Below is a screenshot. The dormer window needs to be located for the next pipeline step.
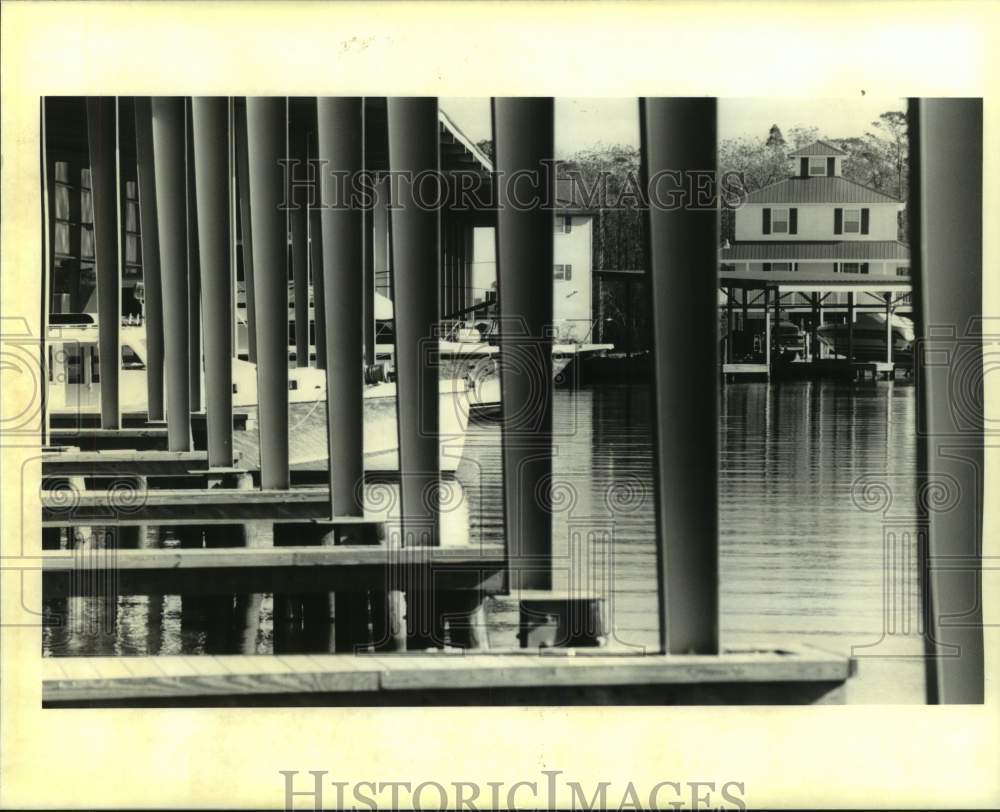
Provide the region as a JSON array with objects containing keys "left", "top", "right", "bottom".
[
  {"left": 808, "top": 158, "right": 826, "bottom": 176},
  {"left": 771, "top": 207, "right": 789, "bottom": 234},
  {"left": 843, "top": 208, "right": 861, "bottom": 233}
]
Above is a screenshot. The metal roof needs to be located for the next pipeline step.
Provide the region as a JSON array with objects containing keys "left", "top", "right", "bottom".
[
  {"left": 721, "top": 240, "right": 910, "bottom": 261},
  {"left": 746, "top": 176, "right": 903, "bottom": 204},
  {"left": 787, "top": 140, "right": 849, "bottom": 157}
]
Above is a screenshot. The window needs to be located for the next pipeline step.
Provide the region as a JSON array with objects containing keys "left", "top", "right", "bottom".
[
  {"left": 841, "top": 262, "right": 861, "bottom": 274},
  {"left": 771, "top": 207, "right": 789, "bottom": 234},
  {"left": 809, "top": 158, "right": 826, "bottom": 176},
  {"left": 896, "top": 266, "right": 911, "bottom": 277},
  {"left": 843, "top": 208, "right": 861, "bottom": 233},
  {"left": 555, "top": 216, "right": 573, "bottom": 234},
  {"left": 771, "top": 262, "right": 792, "bottom": 271},
  {"left": 553, "top": 263, "right": 573, "bottom": 280}
]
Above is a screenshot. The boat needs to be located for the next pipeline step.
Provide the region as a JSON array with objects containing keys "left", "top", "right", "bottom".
[
  {"left": 724, "top": 319, "right": 806, "bottom": 362},
  {"left": 433, "top": 335, "right": 615, "bottom": 418},
  {"left": 256, "top": 290, "right": 614, "bottom": 419},
  {"left": 816, "top": 313, "right": 914, "bottom": 361},
  {"left": 45, "top": 318, "right": 472, "bottom": 472}
]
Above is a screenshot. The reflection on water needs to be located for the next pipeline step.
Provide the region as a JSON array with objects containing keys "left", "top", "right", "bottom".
[{"left": 43, "top": 380, "right": 924, "bottom": 703}]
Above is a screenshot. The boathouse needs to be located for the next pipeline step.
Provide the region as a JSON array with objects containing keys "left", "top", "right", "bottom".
[{"left": 35, "top": 97, "right": 982, "bottom": 706}]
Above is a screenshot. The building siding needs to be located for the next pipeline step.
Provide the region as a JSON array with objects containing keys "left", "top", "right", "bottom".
[
  {"left": 736, "top": 203, "right": 900, "bottom": 241},
  {"left": 472, "top": 215, "right": 594, "bottom": 339}
]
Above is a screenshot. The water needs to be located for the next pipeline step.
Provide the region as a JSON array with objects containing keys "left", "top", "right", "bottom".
[
  {"left": 43, "top": 380, "right": 926, "bottom": 703},
  {"left": 461, "top": 381, "right": 925, "bottom": 703}
]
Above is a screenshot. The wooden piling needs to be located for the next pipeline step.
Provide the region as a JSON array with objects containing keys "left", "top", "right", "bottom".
[
  {"left": 492, "top": 97, "right": 555, "bottom": 592},
  {"left": 134, "top": 98, "right": 166, "bottom": 422},
  {"left": 316, "top": 97, "right": 365, "bottom": 517},
  {"left": 185, "top": 99, "right": 203, "bottom": 414},
  {"left": 85, "top": 97, "right": 122, "bottom": 430},
  {"left": 386, "top": 99, "right": 441, "bottom": 554},
  {"left": 246, "top": 97, "right": 290, "bottom": 490},
  {"left": 909, "top": 97, "right": 984, "bottom": 703},
  {"left": 191, "top": 97, "right": 235, "bottom": 470},
  {"left": 764, "top": 287, "right": 772, "bottom": 373},
  {"left": 884, "top": 293, "right": 893, "bottom": 365},
  {"left": 150, "top": 97, "right": 193, "bottom": 451},
  {"left": 847, "top": 291, "right": 855, "bottom": 363},
  {"left": 640, "top": 97, "right": 720, "bottom": 655},
  {"left": 725, "top": 288, "right": 734, "bottom": 363}
]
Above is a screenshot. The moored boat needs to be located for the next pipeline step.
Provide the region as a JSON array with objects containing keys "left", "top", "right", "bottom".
[
  {"left": 45, "top": 319, "right": 472, "bottom": 472},
  {"left": 816, "top": 313, "right": 914, "bottom": 361}
]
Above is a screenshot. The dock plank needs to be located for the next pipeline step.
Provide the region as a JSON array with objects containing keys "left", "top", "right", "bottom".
[
  {"left": 42, "top": 450, "right": 212, "bottom": 476},
  {"left": 42, "top": 544, "right": 508, "bottom": 596},
  {"left": 41, "top": 646, "right": 853, "bottom": 706},
  {"left": 41, "top": 486, "right": 356, "bottom": 524}
]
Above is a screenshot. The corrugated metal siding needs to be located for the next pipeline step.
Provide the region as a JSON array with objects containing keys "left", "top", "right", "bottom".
[
  {"left": 720, "top": 240, "right": 910, "bottom": 261},
  {"left": 746, "top": 176, "right": 902, "bottom": 204}
]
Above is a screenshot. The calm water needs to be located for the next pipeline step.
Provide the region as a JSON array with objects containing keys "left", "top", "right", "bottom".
[{"left": 44, "top": 380, "right": 926, "bottom": 703}]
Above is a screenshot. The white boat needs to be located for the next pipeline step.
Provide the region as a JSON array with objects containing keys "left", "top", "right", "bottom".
[
  {"left": 45, "top": 320, "right": 472, "bottom": 472},
  {"left": 253, "top": 291, "right": 615, "bottom": 419},
  {"left": 816, "top": 313, "right": 914, "bottom": 361},
  {"left": 432, "top": 337, "right": 614, "bottom": 417}
]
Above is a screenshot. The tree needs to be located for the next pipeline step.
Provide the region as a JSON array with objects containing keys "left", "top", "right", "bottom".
[
  {"left": 870, "top": 111, "right": 908, "bottom": 200},
  {"left": 786, "top": 125, "right": 821, "bottom": 148},
  {"left": 717, "top": 136, "right": 791, "bottom": 242},
  {"left": 718, "top": 136, "right": 789, "bottom": 191},
  {"left": 765, "top": 124, "right": 786, "bottom": 149}
]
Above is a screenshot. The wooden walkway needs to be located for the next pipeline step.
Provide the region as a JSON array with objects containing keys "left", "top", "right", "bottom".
[
  {"left": 42, "top": 486, "right": 351, "bottom": 525},
  {"left": 42, "top": 544, "right": 507, "bottom": 596},
  {"left": 42, "top": 645, "right": 853, "bottom": 706},
  {"left": 42, "top": 449, "right": 213, "bottom": 476}
]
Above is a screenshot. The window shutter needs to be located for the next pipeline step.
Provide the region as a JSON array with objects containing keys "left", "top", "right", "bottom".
[
  {"left": 827, "top": 157, "right": 835, "bottom": 176},
  {"left": 861, "top": 263, "right": 869, "bottom": 275},
  {"left": 800, "top": 158, "right": 808, "bottom": 178},
  {"left": 762, "top": 208, "right": 771, "bottom": 234},
  {"left": 564, "top": 216, "right": 572, "bottom": 234},
  {"left": 565, "top": 264, "right": 572, "bottom": 280},
  {"left": 789, "top": 208, "right": 798, "bottom": 234},
  {"left": 861, "top": 208, "right": 870, "bottom": 235},
  {"left": 834, "top": 208, "right": 843, "bottom": 235},
  {"left": 763, "top": 262, "right": 772, "bottom": 272}
]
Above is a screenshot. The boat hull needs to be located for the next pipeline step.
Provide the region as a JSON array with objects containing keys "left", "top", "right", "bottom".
[
  {"left": 45, "top": 329, "right": 471, "bottom": 473},
  {"left": 816, "top": 315, "right": 914, "bottom": 361}
]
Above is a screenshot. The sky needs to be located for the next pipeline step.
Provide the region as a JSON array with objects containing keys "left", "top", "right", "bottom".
[{"left": 440, "top": 96, "right": 906, "bottom": 158}]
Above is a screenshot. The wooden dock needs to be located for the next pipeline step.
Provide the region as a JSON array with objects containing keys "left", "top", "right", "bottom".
[
  {"left": 722, "top": 362, "right": 769, "bottom": 381},
  {"left": 41, "top": 544, "right": 507, "bottom": 597},
  {"left": 42, "top": 645, "right": 853, "bottom": 706},
  {"left": 34, "top": 95, "right": 863, "bottom": 706},
  {"left": 42, "top": 449, "right": 213, "bottom": 477}
]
